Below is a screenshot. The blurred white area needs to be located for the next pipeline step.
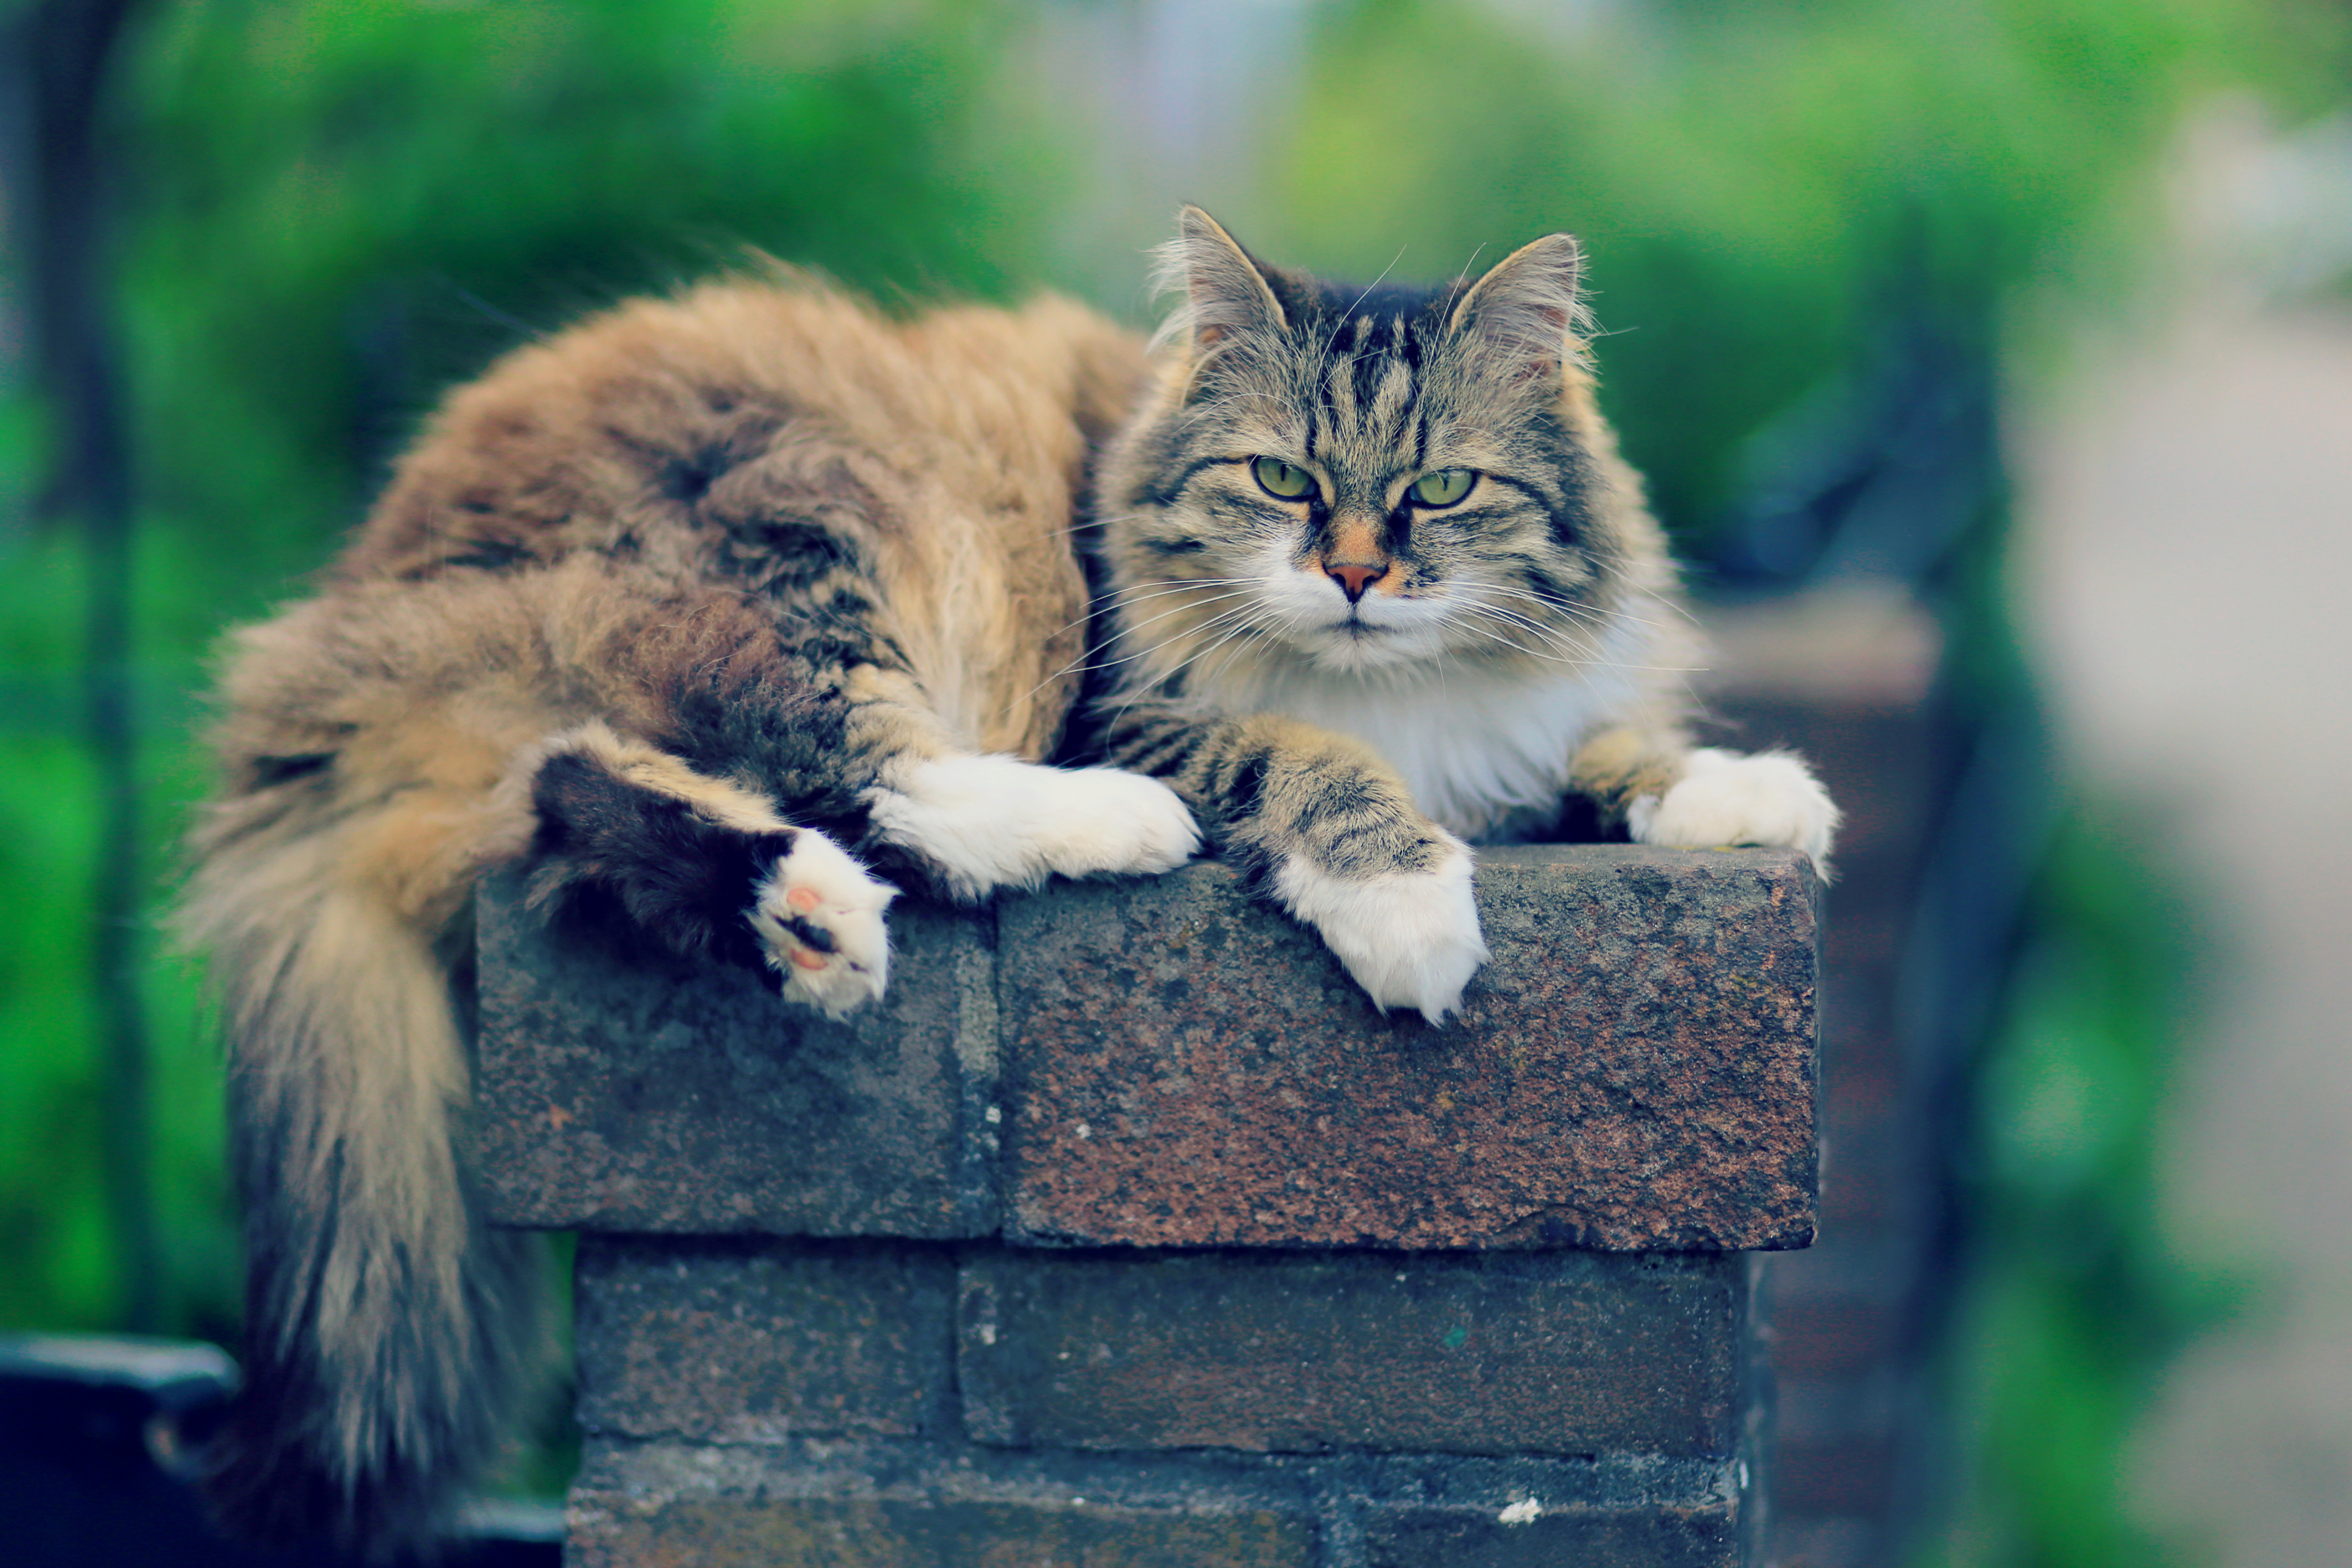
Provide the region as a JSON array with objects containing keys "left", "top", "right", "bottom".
[
  {"left": 2013, "top": 99, "right": 2352, "bottom": 1567},
  {"left": 1700, "top": 583, "right": 1942, "bottom": 709},
  {"left": 1023, "top": 0, "right": 1308, "bottom": 306}
]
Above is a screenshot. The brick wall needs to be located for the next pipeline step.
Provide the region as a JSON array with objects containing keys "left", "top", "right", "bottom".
[{"left": 472, "top": 844, "right": 1820, "bottom": 1567}]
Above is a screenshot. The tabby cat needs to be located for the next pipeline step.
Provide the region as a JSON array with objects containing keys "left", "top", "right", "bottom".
[{"left": 180, "top": 206, "right": 1833, "bottom": 1553}]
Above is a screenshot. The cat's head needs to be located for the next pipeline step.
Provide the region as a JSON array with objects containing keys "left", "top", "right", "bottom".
[{"left": 1097, "top": 206, "right": 1672, "bottom": 697}]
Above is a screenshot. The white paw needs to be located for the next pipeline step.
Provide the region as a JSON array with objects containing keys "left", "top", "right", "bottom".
[
  {"left": 1628, "top": 748, "right": 1840, "bottom": 870},
  {"left": 746, "top": 829, "right": 896, "bottom": 1017},
  {"left": 1273, "top": 835, "right": 1489, "bottom": 1023},
  {"left": 862, "top": 754, "right": 1200, "bottom": 899}
]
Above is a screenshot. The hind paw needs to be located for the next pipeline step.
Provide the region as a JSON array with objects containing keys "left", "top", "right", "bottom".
[
  {"left": 863, "top": 754, "right": 1200, "bottom": 899},
  {"left": 747, "top": 829, "right": 896, "bottom": 1017}
]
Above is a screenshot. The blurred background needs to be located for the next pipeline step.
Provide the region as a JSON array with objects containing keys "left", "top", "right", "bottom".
[{"left": 3, "top": 1, "right": 2350, "bottom": 1563}]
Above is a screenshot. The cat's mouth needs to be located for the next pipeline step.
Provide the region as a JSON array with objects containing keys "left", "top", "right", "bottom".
[
  {"left": 1319, "top": 611, "right": 1406, "bottom": 650},
  {"left": 1296, "top": 606, "right": 1452, "bottom": 674},
  {"left": 1253, "top": 560, "right": 1449, "bottom": 670}
]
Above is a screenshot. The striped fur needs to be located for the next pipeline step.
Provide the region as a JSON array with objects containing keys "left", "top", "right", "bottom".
[{"left": 1087, "top": 208, "right": 1838, "bottom": 1019}]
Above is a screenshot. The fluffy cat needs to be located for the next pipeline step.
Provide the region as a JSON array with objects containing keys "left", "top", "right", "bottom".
[{"left": 178, "top": 210, "right": 1833, "bottom": 1553}]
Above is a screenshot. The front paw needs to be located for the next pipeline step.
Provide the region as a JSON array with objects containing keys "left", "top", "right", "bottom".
[
  {"left": 1273, "top": 836, "right": 1489, "bottom": 1023},
  {"left": 1628, "top": 748, "right": 1840, "bottom": 870},
  {"left": 747, "top": 829, "right": 896, "bottom": 1018}
]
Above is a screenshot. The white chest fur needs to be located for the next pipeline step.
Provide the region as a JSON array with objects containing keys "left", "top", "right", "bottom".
[{"left": 1230, "top": 662, "right": 1636, "bottom": 841}]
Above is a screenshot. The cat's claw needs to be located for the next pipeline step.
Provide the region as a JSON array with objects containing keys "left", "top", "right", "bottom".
[
  {"left": 864, "top": 754, "right": 1200, "bottom": 899},
  {"left": 748, "top": 828, "right": 897, "bottom": 1017},
  {"left": 1274, "top": 835, "right": 1489, "bottom": 1024},
  {"left": 1629, "top": 748, "right": 1840, "bottom": 873}
]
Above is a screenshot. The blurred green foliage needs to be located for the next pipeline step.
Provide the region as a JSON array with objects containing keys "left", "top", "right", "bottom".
[
  {"left": 5, "top": 0, "right": 1064, "bottom": 1343},
  {"left": 119, "top": 0, "right": 1058, "bottom": 605},
  {"left": 1936, "top": 802, "right": 2241, "bottom": 1568},
  {"left": 1, "top": 0, "right": 2342, "bottom": 1543}
]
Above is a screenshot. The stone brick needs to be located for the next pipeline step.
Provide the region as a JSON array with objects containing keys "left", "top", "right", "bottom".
[
  {"left": 997, "top": 846, "right": 1817, "bottom": 1251},
  {"left": 1364, "top": 1502, "right": 1741, "bottom": 1568},
  {"left": 470, "top": 872, "right": 996, "bottom": 1236},
  {"left": 575, "top": 1236, "right": 950, "bottom": 1442},
  {"left": 958, "top": 1250, "right": 1746, "bottom": 1457},
  {"left": 564, "top": 1438, "right": 1753, "bottom": 1566},
  {"left": 565, "top": 1495, "right": 1314, "bottom": 1568}
]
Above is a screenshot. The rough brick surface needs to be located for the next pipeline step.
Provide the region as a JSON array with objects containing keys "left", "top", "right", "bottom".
[
  {"left": 566, "top": 1497, "right": 1313, "bottom": 1568},
  {"left": 471, "top": 873, "right": 996, "bottom": 1236},
  {"left": 575, "top": 1237, "right": 951, "bottom": 1443},
  {"left": 473, "top": 847, "right": 1816, "bottom": 1252},
  {"left": 1362, "top": 1504, "right": 1741, "bottom": 1568},
  {"left": 566, "top": 1440, "right": 1750, "bottom": 1568},
  {"left": 482, "top": 843, "right": 1809, "bottom": 1565},
  {"left": 958, "top": 1250, "right": 1745, "bottom": 1457},
  {"left": 999, "top": 846, "right": 1817, "bottom": 1251}
]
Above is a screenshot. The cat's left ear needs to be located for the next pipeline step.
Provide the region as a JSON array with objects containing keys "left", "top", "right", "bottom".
[
  {"left": 1153, "top": 205, "right": 1289, "bottom": 355},
  {"left": 1446, "top": 234, "right": 1589, "bottom": 381}
]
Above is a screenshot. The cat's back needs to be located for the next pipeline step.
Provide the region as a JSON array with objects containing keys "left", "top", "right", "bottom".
[
  {"left": 341, "top": 279, "right": 1146, "bottom": 583},
  {"left": 313, "top": 278, "right": 1146, "bottom": 757}
]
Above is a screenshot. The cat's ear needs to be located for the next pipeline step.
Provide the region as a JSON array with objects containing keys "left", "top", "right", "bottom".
[
  {"left": 1446, "top": 234, "right": 1589, "bottom": 381},
  {"left": 1153, "top": 205, "right": 1288, "bottom": 354}
]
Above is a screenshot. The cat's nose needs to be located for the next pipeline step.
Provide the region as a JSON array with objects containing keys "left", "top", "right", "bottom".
[{"left": 1327, "top": 560, "right": 1388, "bottom": 602}]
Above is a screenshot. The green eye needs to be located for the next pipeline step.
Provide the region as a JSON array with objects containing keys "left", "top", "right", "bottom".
[
  {"left": 1251, "top": 457, "right": 1316, "bottom": 501},
  {"left": 1410, "top": 469, "right": 1476, "bottom": 507}
]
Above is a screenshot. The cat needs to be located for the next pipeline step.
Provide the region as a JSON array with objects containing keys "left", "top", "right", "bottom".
[{"left": 178, "top": 209, "right": 1833, "bottom": 1553}]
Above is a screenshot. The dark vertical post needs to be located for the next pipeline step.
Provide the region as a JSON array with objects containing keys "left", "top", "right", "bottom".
[{"left": 10, "top": 0, "right": 157, "bottom": 1331}]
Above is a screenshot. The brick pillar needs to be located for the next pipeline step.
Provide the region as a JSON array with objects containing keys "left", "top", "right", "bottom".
[{"left": 472, "top": 845, "right": 1820, "bottom": 1567}]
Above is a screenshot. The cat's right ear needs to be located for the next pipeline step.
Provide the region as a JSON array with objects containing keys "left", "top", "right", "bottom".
[
  {"left": 1151, "top": 205, "right": 1288, "bottom": 357},
  {"left": 1446, "top": 233, "right": 1591, "bottom": 384}
]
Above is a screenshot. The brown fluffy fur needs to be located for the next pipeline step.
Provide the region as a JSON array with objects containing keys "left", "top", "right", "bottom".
[{"left": 180, "top": 277, "right": 1164, "bottom": 1555}]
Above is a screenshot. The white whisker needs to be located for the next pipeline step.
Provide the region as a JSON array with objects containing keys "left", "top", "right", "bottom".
[{"left": 1000, "top": 587, "right": 1269, "bottom": 719}]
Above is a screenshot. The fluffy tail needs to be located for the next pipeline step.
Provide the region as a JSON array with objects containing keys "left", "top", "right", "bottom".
[
  {"left": 181, "top": 818, "right": 548, "bottom": 1558},
  {"left": 176, "top": 694, "right": 903, "bottom": 1552}
]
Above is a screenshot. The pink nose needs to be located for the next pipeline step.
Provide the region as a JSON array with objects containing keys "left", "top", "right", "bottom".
[{"left": 1327, "top": 562, "right": 1387, "bottom": 602}]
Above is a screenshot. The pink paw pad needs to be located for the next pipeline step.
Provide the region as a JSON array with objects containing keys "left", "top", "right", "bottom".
[{"left": 786, "top": 885, "right": 822, "bottom": 913}]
